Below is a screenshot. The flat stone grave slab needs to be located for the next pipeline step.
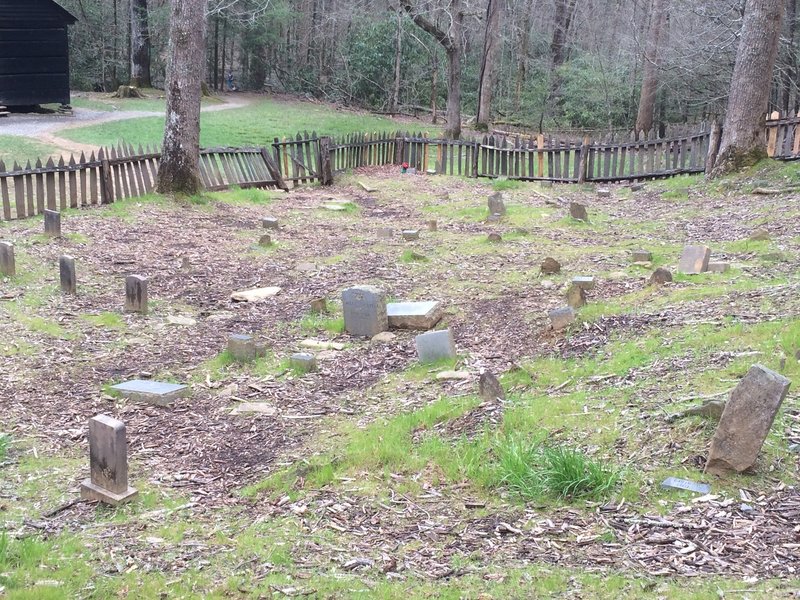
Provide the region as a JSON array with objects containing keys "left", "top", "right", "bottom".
[
  {"left": 388, "top": 301, "right": 443, "bottom": 330},
  {"left": 415, "top": 329, "right": 456, "bottom": 363},
  {"left": 661, "top": 477, "right": 710, "bottom": 494},
  {"left": 677, "top": 245, "right": 711, "bottom": 274},
  {"left": 358, "top": 181, "right": 377, "bottom": 192},
  {"left": 572, "top": 276, "right": 595, "bottom": 290},
  {"left": 111, "top": 380, "right": 190, "bottom": 406},
  {"left": 321, "top": 203, "right": 349, "bottom": 211},
  {"left": 300, "top": 339, "right": 345, "bottom": 351},
  {"left": 231, "top": 286, "right": 281, "bottom": 302}
]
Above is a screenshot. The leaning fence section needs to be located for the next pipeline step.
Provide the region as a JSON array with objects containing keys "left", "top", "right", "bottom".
[{"left": 766, "top": 110, "right": 800, "bottom": 160}]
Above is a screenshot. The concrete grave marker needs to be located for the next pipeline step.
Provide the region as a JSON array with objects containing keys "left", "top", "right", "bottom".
[
  {"left": 708, "top": 261, "right": 730, "bottom": 273},
  {"left": 649, "top": 268, "right": 673, "bottom": 285},
  {"left": 415, "top": 329, "right": 456, "bottom": 363},
  {"left": 230, "top": 286, "right": 281, "bottom": 302},
  {"left": 570, "top": 202, "right": 589, "bottom": 221},
  {"left": 111, "top": 379, "right": 190, "bottom": 406},
  {"left": 749, "top": 229, "right": 770, "bottom": 241},
  {"left": 631, "top": 249, "right": 652, "bottom": 262},
  {"left": 259, "top": 234, "right": 273, "bottom": 247},
  {"left": 80, "top": 415, "right": 138, "bottom": 506},
  {"left": 566, "top": 285, "right": 586, "bottom": 309},
  {"left": 310, "top": 297, "right": 327, "bottom": 313},
  {"left": 358, "top": 181, "right": 377, "bottom": 192},
  {"left": 402, "top": 230, "right": 420, "bottom": 241},
  {"left": 124, "top": 275, "right": 148, "bottom": 314},
  {"left": 479, "top": 372, "right": 505, "bottom": 402},
  {"left": 488, "top": 192, "right": 507, "bottom": 217},
  {"left": 0, "top": 241, "right": 15, "bottom": 276},
  {"left": 549, "top": 307, "right": 576, "bottom": 330},
  {"left": 406, "top": 167, "right": 417, "bottom": 175},
  {"left": 44, "top": 209, "right": 61, "bottom": 237},
  {"left": 262, "top": 217, "right": 279, "bottom": 229},
  {"left": 706, "top": 364, "right": 791, "bottom": 476},
  {"left": 300, "top": 339, "right": 345, "bottom": 351},
  {"left": 436, "top": 370, "right": 471, "bottom": 381},
  {"left": 572, "top": 276, "right": 595, "bottom": 290},
  {"left": 661, "top": 477, "right": 710, "bottom": 495},
  {"left": 677, "top": 245, "right": 711, "bottom": 274},
  {"left": 59, "top": 255, "right": 76, "bottom": 294},
  {"left": 426, "top": 220, "right": 438, "bottom": 231},
  {"left": 387, "top": 301, "right": 443, "bottom": 330},
  {"left": 322, "top": 203, "right": 348, "bottom": 211},
  {"left": 228, "top": 334, "right": 260, "bottom": 362},
  {"left": 540, "top": 257, "right": 561, "bottom": 275},
  {"left": 342, "top": 285, "right": 388, "bottom": 337},
  {"left": 630, "top": 183, "right": 645, "bottom": 192},
  {"left": 290, "top": 352, "right": 317, "bottom": 373},
  {"left": 487, "top": 233, "right": 502, "bottom": 243},
  {"left": 596, "top": 188, "right": 611, "bottom": 198}
]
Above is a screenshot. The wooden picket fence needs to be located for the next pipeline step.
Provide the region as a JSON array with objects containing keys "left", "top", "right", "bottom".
[{"left": 766, "top": 110, "right": 800, "bottom": 160}]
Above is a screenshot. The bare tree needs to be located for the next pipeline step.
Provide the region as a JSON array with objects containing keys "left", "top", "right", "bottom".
[
  {"left": 129, "top": 0, "right": 152, "bottom": 88},
  {"left": 712, "top": 0, "right": 785, "bottom": 175},
  {"left": 635, "top": 0, "right": 669, "bottom": 134},
  {"left": 476, "top": 0, "right": 502, "bottom": 129},
  {"left": 157, "top": 0, "right": 209, "bottom": 194}
]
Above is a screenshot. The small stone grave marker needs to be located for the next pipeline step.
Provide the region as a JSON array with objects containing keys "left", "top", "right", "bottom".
[
  {"left": 596, "top": 188, "right": 611, "bottom": 198},
  {"left": 228, "top": 334, "right": 259, "bottom": 362},
  {"left": 540, "top": 257, "right": 561, "bottom": 275},
  {"left": 322, "top": 203, "right": 348, "bottom": 211},
  {"left": 436, "top": 370, "right": 471, "bottom": 381},
  {"left": 749, "top": 229, "right": 770, "bottom": 241},
  {"left": 402, "top": 229, "right": 420, "bottom": 241},
  {"left": 0, "top": 241, "right": 15, "bottom": 276},
  {"left": 300, "top": 339, "right": 345, "bottom": 351},
  {"left": 415, "top": 329, "right": 456, "bottom": 363},
  {"left": 660, "top": 477, "right": 710, "bottom": 495},
  {"left": 342, "top": 285, "right": 388, "bottom": 337},
  {"left": 569, "top": 202, "right": 588, "bottom": 221},
  {"left": 358, "top": 181, "right": 377, "bottom": 193},
  {"left": 377, "top": 228, "right": 393, "bottom": 239},
  {"left": 572, "top": 276, "right": 595, "bottom": 290},
  {"left": 706, "top": 364, "right": 791, "bottom": 475},
  {"left": 111, "top": 379, "right": 190, "bottom": 406},
  {"left": 426, "top": 220, "right": 438, "bottom": 231},
  {"left": 44, "top": 209, "right": 61, "bottom": 237},
  {"left": 631, "top": 249, "right": 652, "bottom": 262},
  {"left": 566, "top": 285, "right": 586, "bottom": 308},
  {"left": 487, "top": 233, "right": 502, "bottom": 243},
  {"left": 124, "top": 275, "right": 148, "bottom": 314},
  {"left": 310, "top": 297, "right": 327, "bottom": 313},
  {"left": 677, "top": 245, "right": 711, "bottom": 274},
  {"left": 230, "top": 402, "right": 277, "bottom": 416},
  {"left": 80, "top": 415, "right": 138, "bottom": 505},
  {"left": 549, "top": 307, "right": 576, "bottom": 330},
  {"left": 290, "top": 352, "right": 317, "bottom": 373},
  {"left": 488, "top": 192, "right": 507, "bottom": 216},
  {"left": 479, "top": 372, "right": 505, "bottom": 402},
  {"left": 259, "top": 234, "right": 273, "bottom": 247},
  {"left": 708, "top": 261, "right": 730, "bottom": 273},
  {"left": 649, "top": 268, "right": 673, "bottom": 285},
  {"left": 262, "top": 217, "right": 279, "bottom": 229},
  {"left": 387, "top": 301, "right": 443, "bottom": 330},
  {"left": 230, "top": 286, "right": 281, "bottom": 302},
  {"left": 630, "top": 183, "right": 645, "bottom": 192},
  {"left": 59, "top": 255, "right": 76, "bottom": 294}
]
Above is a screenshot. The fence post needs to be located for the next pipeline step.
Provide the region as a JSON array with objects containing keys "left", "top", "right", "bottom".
[
  {"left": 394, "top": 135, "right": 405, "bottom": 165},
  {"left": 472, "top": 140, "right": 479, "bottom": 178},
  {"left": 766, "top": 110, "right": 780, "bottom": 157},
  {"left": 260, "top": 147, "right": 289, "bottom": 191},
  {"left": 577, "top": 136, "right": 590, "bottom": 183},
  {"left": 705, "top": 120, "right": 722, "bottom": 175},
  {"left": 99, "top": 149, "right": 114, "bottom": 204},
  {"left": 318, "top": 136, "right": 334, "bottom": 186}
]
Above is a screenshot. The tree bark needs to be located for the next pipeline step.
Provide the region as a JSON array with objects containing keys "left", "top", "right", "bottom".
[
  {"left": 635, "top": 0, "right": 669, "bottom": 135},
  {"left": 129, "top": 0, "right": 152, "bottom": 88},
  {"left": 476, "top": 0, "right": 502, "bottom": 129},
  {"left": 157, "top": 0, "right": 208, "bottom": 195},
  {"left": 711, "top": 0, "right": 785, "bottom": 176},
  {"left": 780, "top": 0, "right": 797, "bottom": 113}
]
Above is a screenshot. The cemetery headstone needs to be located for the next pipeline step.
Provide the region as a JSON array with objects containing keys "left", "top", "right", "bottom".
[
  {"left": 44, "top": 209, "right": 61, "bottom": 237},
  {"left": 387, "top": 301, "right": 443, "bottom": 330},
  {"left": 487, "top": 192, "right": 507, "bottom": 216},
  {"left": 677, "top": 245, "right": 711, "bottom": 274},
  {"left": 487, "top": 213, "right": 502, "bottom": 223},
  {"left": 290, "top": 352, "right": 317, "bottom": 373},
  {"left": 228, "top": 334, "right": 259, "bottom": 362},
  {"left": 0, "top": 241, "right": 14, "bottom": 276},
  {"left": 262, "top": 217, "right": 279, "bottom": 230},
  {"left": 487, "top": 233, "right": 502, "bottom": 243},
  {"left": 572, "top": 276, "right": 595, "bottom": 290},
  {"left": 80, "top": 414, "right": 138, "bottom": 505},
  {"left": 406, "top": 167, "right": 417, "bottom": 175},
  {"left": 549, "top": 307, "right": 576, "bottom": 330},
  {"left": 660, "top": 477, "right": 710, "bottom": 494},
  {"left": 111, "top": 379, "right": 190, "bottom": 406},
  {"left": 569, "top": 202, "right": 588, "bottom": 221},
  {"left": 402, "top": 230, "right": 420, "bottom": 241},
  {"left": 596, "top": 189, "right": 611, "bottom": 198},
  {"left": 630, "top": 183, "right": 645, "bottom": 192},
  {"left": 259, "top": 234, "right": 273, "bottom": 247},
  {"left": 649, "top": 268, "right": 673, "bottom": 285},
  {"left": 310, "top": 297, "right": 328, "bottom": 313},
  {"left": 426, "top": 220, "right": 438, "bottom": 231},
  {"left": 479, "top": 372, "right": 505, "bottom": 402},
  {"left": 631, "top": 249, "right": 652, "bottom": 262},
  {"left": 708, "top": 261, "right": 730, "bottom": 273},
  {"left": 124, "top": 275, "right": 148, "bottom": 314},
  {"left": 540, "top": 257, "right": 561, "bottom": 275},
  {"left": 59, "top": 255, "right": 76, "bottom": 294},
  {"left": 749, "top": 229, "right": 770, "bottom": 241},
  {"left": 342, "top": 285, "right": 388, "bottom": 337},
  {"left": 415, "top": 329, "right": 457, "bottom": 363},
  {"left": 706, "top": 364, "right": 791, "bottom": 475},
  {"left": 566, "top": 285, "right": 587, "bottom": 308}
]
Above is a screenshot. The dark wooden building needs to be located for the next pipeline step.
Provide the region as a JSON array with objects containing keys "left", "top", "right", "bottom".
[{"left": 0, "top": 0, "right": 77, "bottom": 107}]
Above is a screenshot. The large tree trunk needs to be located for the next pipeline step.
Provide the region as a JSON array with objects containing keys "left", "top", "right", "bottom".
[
  {"left": 392, "top": 8, "right": 402, "bottom": 113},
  {"left": 635, "top": 0, "right": 669, "bottom": 135},
  {"left": 546, "top": 0, "right": 577, "bottom": 119},
  {"left": 129, "top": 0, "right": 151, "bottom": 88},
  {"left": 157, "top": 0, "right": 208, "bottom": 195},
  {"left": 711, "top": 0, "right": 785, "bottom": 176},
  {"left": 476, "top": 0, "right": 502, "bottom": 129},
  {"left": 780, "top": 0, "right": 797, "bottom": 113}
]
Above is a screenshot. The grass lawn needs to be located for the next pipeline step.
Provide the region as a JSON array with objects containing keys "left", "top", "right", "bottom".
[{"left": 0, "top": 135, "right": 60, "bottom": 166}]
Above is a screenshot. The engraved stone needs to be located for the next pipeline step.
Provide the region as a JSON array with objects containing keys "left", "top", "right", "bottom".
[
  {"left": 124, "top": 275, "right": 148, "bottom": 314},
  {"left": 59, "top": 255, "right": 76, "bottom": 294},
  {"left": 415, "top": 329, "right": 457, "bottom": 363},
  {"left": 0, "top": 241, "right": 15, "bottom": 276},
  {"left": 44, "top": 209, "right": 61, "bottom": 237},
  {"left": 80, "top": 415, "right": 138, "bottom": 506},
  {"left": 342, "top": 285, "right": 388, "bottom": 337}
]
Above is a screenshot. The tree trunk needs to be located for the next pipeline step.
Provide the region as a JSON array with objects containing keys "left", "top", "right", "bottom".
[
  {"left": 392, "top": 8, "right": 402, "bottom": 113},
  {"left": 780, "top": 0, "right": 797, "bottom": 113},
  {"left": 157, "top": 0, "right": 208, "bottom": 195},
  {"left": 635, "top": 0, "right": 669, "bottom": 135},
  {"left": 711, "top": 0, "right": 785, "bottom": 176},
  {"left": 431, "top": 53, "right": 438, "bottom": 124},
  {"left": 129, "top": 0, "right": 151, "bottom": 88},
  {"left": 476, "top": 0, "right": 502, "bottom": 129},
  {"left": 547, "top": 0, "right": 577, "bottom": 115}
]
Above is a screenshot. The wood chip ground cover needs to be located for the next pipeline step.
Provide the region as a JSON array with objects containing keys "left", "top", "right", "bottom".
[{"left": 0, "top": 167, "right": 799, "bottom": 597}]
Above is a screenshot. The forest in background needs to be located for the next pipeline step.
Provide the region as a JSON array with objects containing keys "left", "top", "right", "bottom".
[{"left": 61, "top": 0, "right": 798, "bottom": 133}]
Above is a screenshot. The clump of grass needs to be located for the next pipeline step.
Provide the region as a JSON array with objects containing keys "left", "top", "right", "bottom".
[
  {"left": 0, "top": 434, "right": 10, "bottom": 461},
  {"left": 400, "top": 249, "right": 428, "bottom": 263},
  {"left": 492, "top": 178, "right": 524, "bottom": 191},
  {"left": 298, "top": 311, "right": 345, "bottom": 334},
  {"left": 496, "top": 436, "right": 620, "bottom": 501}
]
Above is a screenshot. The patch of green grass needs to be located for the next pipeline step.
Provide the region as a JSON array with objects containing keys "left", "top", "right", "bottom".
[
  {"left": 298, "top": 311, "right": 345, "bottom": 334},
  {"left": 0, "top": 434, "right": 9, "bottom": 461},
  {"left": 399, "top": 249, "right": 428, "bottom": 263},
  {"left": 492, "top": 178, "right": 525, "bottom": 191},
  {"left": 198, "top": 349, "right": 282, "bottom": 382},
  {"left": 80, "top": 312, "right": 127, "bottom": 330},
  {"left": 0, "top": 135, "right": 59, "bottom": 166},
  {"left": 208, "top": 186, "right": 281, "bottom": 205}
]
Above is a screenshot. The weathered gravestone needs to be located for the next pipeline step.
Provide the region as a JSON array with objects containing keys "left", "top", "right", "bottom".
[
  {"left": 230, "top": 286, "right": 281, "bottom": 302},
  {"left": 572, "top": 276, "right": 595, "bottom": 291},
  {"left": 479, "top": 371, "right": 505, "bottom": 402},
  {"left": 342, "top": 285, "right": 388, "bottom": 337},
  {"left": 80, "top": 415, "right": 138, "bottom": 505},
  {"left": 540, "top": 257, "right": 561, "bottom": 275},
  {"left": 660, "top": 477, "right": 710, "bottom": 495},
  {"left": 124, "top": 275, "right": 148, "bottom": 314},
  {"left": 228, "top": 334, "right": 261, "bottom": 362},
  {"left": 111, "top": 379, "right": 190, "bottom": 406},
  {"left": 426, "top": 220, "right": 438, "bottom": 231},
  {"left": 649, "top": 267, "right": 673, "bottom": 285},
  {"left": 596, "top": 188, "right": 611, "bottom": 198},
  {"left": 44, "top": 209, "right": 61, "bottom": 237},
  {"left": 631, "top": 249, "right": 652, "bottom": 263},
  {"left": 259, "top": 234, "right": 273, "bottom": 247},
  {"left": 749, "top": 228, "right": 770, "bottom": 241},
  {"left": 59, "top": 255, "right": 76, "bottom": 294},
  {"left": 708, "top": 261, "right": 730, "bottom": 273},
  {"left": 487, "top": 192, "right": 507, "bottom": 216},
  {"left": 262, "top": 217, "right": 279, "bottom": 230},
  {"left": 570, "top": 202, "right": 589, "bottom": 221},
  {"left": 290, "top": 352, "right": 317, "bottom": 373},
  {"left": 549, "top": 307, "right": 576, "bottom": 330},
  {"left": 415, "top": 329, "right": 456, "bottom": 363},
  {"left": 402, "top": 229, "right": 420, "bottom": 241},
  {"left": 566, "top": 285, "right": 587, "bottom": 309},
  {"left": 310, "top": 297, "right": 327, "bottom": 313},
  {"left": 677, "top": 245, "right": 711, "bottom": 274},
  {"left": 487, "top": 233, "right": 502, "bottom": 243},
  {"left": 0, "top": 241, "right": 15, "bottom": 276},
  {"left": 387, "top": 301, "right": 443, "bottom": 330},
  {"left": 706, "top": 364, "right": 791, "bottom": 476},
  {"left": 377, "top": 228, "right": 393, "bottom": 239}
]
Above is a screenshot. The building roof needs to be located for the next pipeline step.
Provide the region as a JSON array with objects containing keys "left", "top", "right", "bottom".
[{"left": 0, "top": 0, "right": 78, "bottom": 25}]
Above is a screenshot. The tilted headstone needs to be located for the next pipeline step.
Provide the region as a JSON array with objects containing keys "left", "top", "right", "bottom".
[
  {"left": 80, "top": 415, "right": 138, "bottom": 505},
  {"left": 262, "top": 217, "right": 279, "bottom": 230},
  {"left": 387, "top": 301, "right": 443, "bottom": 330},
  {"left": 572, "top": 276, "right": 595, "bottom": 290},
  {"left": 479, "top": 371, "right": 505, "bottom": 402},
  {"left": 677, "top": 245, "right": 711, "bottom": 274},
  {"left": 415, "top": 329, "right": 457, "bottom": 363},
  {"left": 549, "top": 307, "right": 576, "bottom": 330},
  {"left": 487, "top": 192, "right": 507, "bottom": 216},
  {"left": 566, "top": 285, "right": 586, "bottom": 308},
  {"left": 631, "top": 249, "right": 652, "bottom": 262},
  {"left": 708, "top": 261, "right": 730, "bottom": 273},
  {"left": 706, "top": 364, "right": 791, "bottom": 476},
  {"left": 540, "top": 257, "right": 561, "bottom": 275},
  {"left": 0, "top": 241, "right": 15, "bottom": 276},
  {"left": 43, "top": 209, "right": 61, "bottom": 237},
  {"left": 124, "top": 275, "right": 148, "bottom": 314},
  {"left": 59, "top": 255, "right": 76, "bottom": 294},
  {"left": 111, "top": 379, "right": 190, "bottom": 406},
  {"left": 569, "top": 202, "right": 589, "bottom": 221},
  {"left": 228, "top": 334, "right": 258, "bottom": 362},
  {"left": 402, "top": 230, "right": 420, "bottom": 241},
  {"left": 649, "top": 268, "right": 673, "bottom": 285},
  {"left": 290, "top": 352, "right": 317, "bottom": 373},
  {"left": 342, "top": 285, "right": 388, "bottom": 337}
]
